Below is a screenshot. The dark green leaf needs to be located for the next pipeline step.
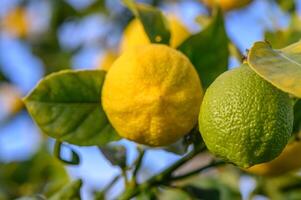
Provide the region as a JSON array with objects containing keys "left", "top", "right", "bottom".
[
  {"left": 184, "top": 171, "right": 242, "bottom": 200},
  {"left": 135, "top": 188, "right": 158, "bottom": 200},
  {"left": 274, "top": 0, "right": 296, "bottom": 13},
  {"left": 123, "top": 1, "right": 171, "bottom": 45},
  {"left": 294, "top": 100, "right": 301, "bottom": 133},
  {"left": 99, "top": 145, "right": 126, "bottom": 168},
  {"left": 54, "top": 141, "right": 80, "bottom": 165},
  {"left": 178, "top": 9, "right": 229, "bottom": 88},
  {"left": 0, "top": 71, "right": 7, "bottom": 82},
  {"left": 24, "top": 70, "right": 120, "bottom": 146},
  {"left": 182, "top": 185, "right": 220, "bottom": 200},
  {"left": 49, "top": 180, "right": 82, "bottom": 200}
]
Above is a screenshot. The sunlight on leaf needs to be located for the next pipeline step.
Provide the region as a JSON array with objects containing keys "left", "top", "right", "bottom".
[
  {"left": 248, "top": 41, "right": 301, "bottom": 98},
  {"left": 122, "top": 1, "right": 171, "bottom": 45}
]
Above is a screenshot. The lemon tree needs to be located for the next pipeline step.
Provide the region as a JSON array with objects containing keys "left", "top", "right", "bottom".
[{"left": 15, "top": 0, "right": 301, "bottom": 199}]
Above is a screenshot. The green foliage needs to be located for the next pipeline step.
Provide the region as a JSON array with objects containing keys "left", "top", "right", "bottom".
[
  {"left": 181, "top": 185, "right": 220, "bottom": 200},
  {"left": 160, "top": 170, "right": 241, "bottom": 200},
  {"left": 53, "top": 141, "right": 81, "bottom": 165},
  {"left": 48, "top": 180, "right": 82, "bottom": 200},
  {"left": 0, "top": 146, "right": 69, "bottom": 199},
  {"left": 123, "top": 1, "right": 171, "bottom": 45},
  {"left": 248, "top": 40, "right": 301, "bottom": 98},
  {"left": 265, "top": 15, "right": 301, "bottom": 49},
  {"left": 274, "top": 0, "right": 296, "bottom": 13},
  {"left": 249, "top": 174, "right": 301, "bottom": 199},
  {"left": 178, "top": 8, "right": 229, "bottom": 88},
  {"left": 294, "top": 100, "right": 301, "bottom": 133},
  {"left": 24, "top": 70, "right": 120, "bottom": 146}
]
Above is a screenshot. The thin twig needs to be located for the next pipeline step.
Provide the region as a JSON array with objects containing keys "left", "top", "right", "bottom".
[
  {"left": 118, "top": 144, "right": 206, "bottom": 200},
  {"left": 133, "top": 148, "right": 146, "bottom": 181},
  {"left": 170, "top": 160, "right": 226, "bottom": 181}
]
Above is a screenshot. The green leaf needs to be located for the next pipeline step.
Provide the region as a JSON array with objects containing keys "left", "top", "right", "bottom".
[
  {"left": 0, "top": 145, "right": 69, "bottom": 199},
  {"left": 294, "top": 100, "right": 301, "bottom": 133},
  {"left": 0, "top": 71, "right": 7, "bottom": 82},
  {"left": 54, "top": 141, "right": 80, "bottom": 165},
  {"left": 274, "top": 0, "right": 296, "bottom": 13},
  {"left": 159, "top": 188, "right": 191, "bottom": 200},
  {"left": 24, "top": 70, "right": 120, "bottom": 146},
  {"left": 15, "top": 196, "right": 46, "bottom": 200},
  {"left": 99, "top": 145, "right": 127, "bottom": 168},
  {"left": 187, "top": 176, "right": 241, "bottom": 200},
  {"left": 265, "top": 15, "right": 301, "bottom": 49},
  {"left": 182, "top": 185, "right": 220, "bottom": 200},
  {"left": 247, "top": 41, "right": 301, "bottom": 98},
  {"left": 49, "top": 180, "right": 82, "bottom": 200},
  {"left": 178, "top": 9, "right": 229, "bottom": 88},
  {"left": 122, "top": 1, "right": 171, "bottom": 45}
]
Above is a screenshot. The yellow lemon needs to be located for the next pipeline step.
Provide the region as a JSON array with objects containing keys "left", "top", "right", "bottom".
[
  {"left": 2, "top": 7, "right": 30, "bottom": 37},
  {"left": 120, "top": 17, "right": 190, "bottom": 53},
  {"left": 0, "top": 84, "right": 24, "bottom": 115},
  {"left": 97, "top": 51, "right": 118, "bottom": 71},
  {"left": 102, "top": 44, "right": 203, "bottom": 146},
  {"left": 201, "top": 0, "right": 253, "bottom": 11},
  {"left": 246, "top": 139, "right": 301, "bottom": 176}
]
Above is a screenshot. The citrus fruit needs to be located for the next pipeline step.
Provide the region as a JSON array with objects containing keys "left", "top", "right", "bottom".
[
  {"left": 246, "top": 137, "right": 301, "bottom": 176},
  {"left": 199, "top": 64, "right": 294, "bottom": 168},
  {"left": 120, "top": 17, "right": 190, "bottom": 53},
  {"left": 0, "top": 84, "right": 23, "bottom": 116},
  {"left": 201, "top": 0, "right": 253, "bottom": 11},
  {"left": 2, "top": 7, "right": 30, "bottom": 37},
  {"left": 97, "top": 51, "right": 118, "bottom": 71},
  {"left": 102, "top": 44, "right": 203, "bottom": 146}
]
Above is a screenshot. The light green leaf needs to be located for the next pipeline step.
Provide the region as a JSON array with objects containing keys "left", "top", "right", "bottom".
[
  {"left": 178, "top": 9, "right": 229, "bottom": 88},
  {"left": 122, "top": 1, "right": 171, "bottom": 45},
  {"left": 24, "top": 70, "right": 120, "bottom": 146},
  {"left": 248, "top": 41, "right": 301, "bottom": 98},
  {"left": 49, "top": 180, "right": 82, "bottom": 200}
]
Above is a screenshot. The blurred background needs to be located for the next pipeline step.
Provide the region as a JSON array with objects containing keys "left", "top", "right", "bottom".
[{"left": 0, "top": 0, "right": 301, "bottom": 199}]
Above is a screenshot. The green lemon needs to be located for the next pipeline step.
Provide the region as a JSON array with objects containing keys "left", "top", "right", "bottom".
[{"left": 199, "top": 64, "right": 294, "bottom": 168}]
